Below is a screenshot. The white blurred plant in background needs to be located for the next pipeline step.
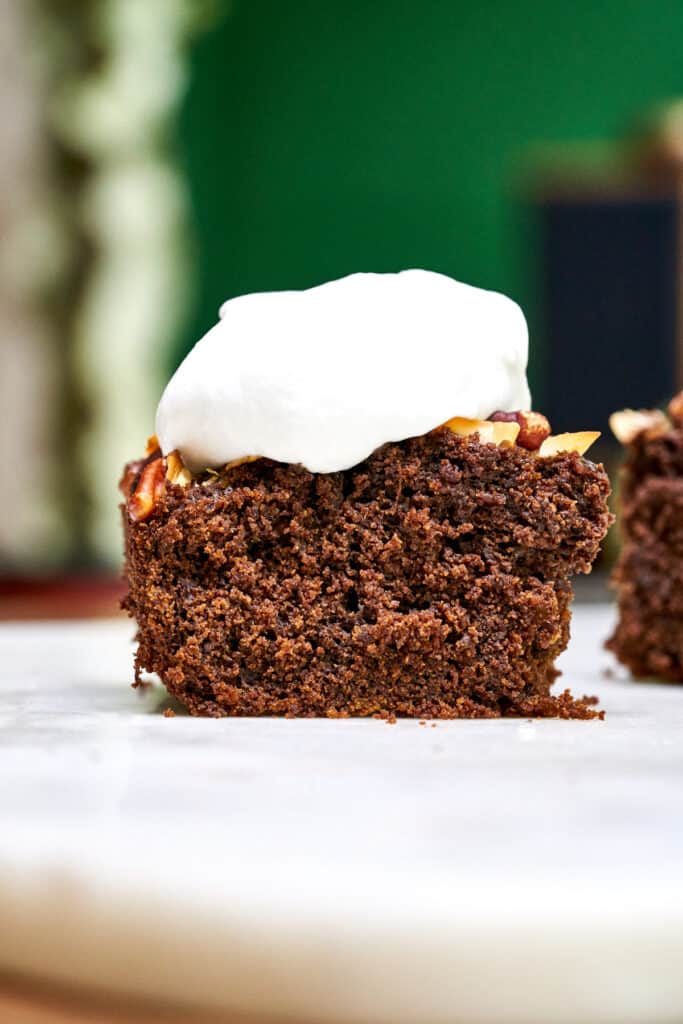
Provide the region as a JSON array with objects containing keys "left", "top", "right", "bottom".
[
  {"left": 0, "top": 0, "right": 222, "bottom": 572},
  {"left": 0, "top": 0, "right": 70, "bottom": 571}
]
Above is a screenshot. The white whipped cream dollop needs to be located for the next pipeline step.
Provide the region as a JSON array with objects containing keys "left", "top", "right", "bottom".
[{"left": 156, "top": 270, "right": 531, "bottom": 474}]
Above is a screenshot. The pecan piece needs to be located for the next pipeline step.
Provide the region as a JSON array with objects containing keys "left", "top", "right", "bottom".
[
  {"left": 127, "top": 454, "right": 166, "bottom": 522},
  {"left": 490, "top": 410, "right": 551, "bottom": 450},
  {"left": 119, "top": 458, "right": 145, "bottom": 499}
]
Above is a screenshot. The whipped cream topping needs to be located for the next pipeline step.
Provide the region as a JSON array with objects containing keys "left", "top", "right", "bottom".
[{"left": 156, "top": 270, "right": 531, "bottom": 474}]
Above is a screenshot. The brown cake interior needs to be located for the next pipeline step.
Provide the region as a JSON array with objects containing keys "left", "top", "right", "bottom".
[
  {"left": 608, "top": 397, "right": 683, "bottom": 680},
  {"left": 122, "top": 428, "right": 611, "bottom": 718}
]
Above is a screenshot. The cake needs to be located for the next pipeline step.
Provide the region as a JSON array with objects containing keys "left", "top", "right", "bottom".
[
  {"left": 121, "top": 270, "right": 612, "bottom": 718},
  {"left": 607, "top": 392, "right": 683, "bottom": 680}
]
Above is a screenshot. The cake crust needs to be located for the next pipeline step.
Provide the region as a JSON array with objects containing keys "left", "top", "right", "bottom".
[{"left": 122, "top": 430, "right": 611, "bottom": 718}]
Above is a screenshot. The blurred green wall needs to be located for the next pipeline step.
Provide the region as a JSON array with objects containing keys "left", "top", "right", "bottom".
[{"left": 176, "top": 0, "right": 683, "bottom": 386}]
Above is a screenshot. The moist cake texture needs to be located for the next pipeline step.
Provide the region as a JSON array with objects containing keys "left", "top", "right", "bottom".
[
  {"left": 608, "top": 393, "right": 683, "bottom": 680},
  {"left": 122, "top": 428, "right": 611, "bottom": 718}
]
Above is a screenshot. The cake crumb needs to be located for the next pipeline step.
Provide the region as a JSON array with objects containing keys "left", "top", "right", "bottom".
[{"left": 163, "top": 708, "right": 176, "bottom": 718}]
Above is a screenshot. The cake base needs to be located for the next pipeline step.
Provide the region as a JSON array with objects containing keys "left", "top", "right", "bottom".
[{"left": 123, "top": 430, "right": 611, "bottom": 718}]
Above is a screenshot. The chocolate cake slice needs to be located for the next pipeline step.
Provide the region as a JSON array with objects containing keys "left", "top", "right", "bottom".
[
  {"left": 122, "top": 419, "right": 611, "bottom": 718},
  {"left": 607, "top": 392, "right": 683, "bottom": 680}
]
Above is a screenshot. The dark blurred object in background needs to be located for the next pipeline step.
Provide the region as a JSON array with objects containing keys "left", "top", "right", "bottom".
[
  {"left": 538, "top": 190, "right": 679, "bottom": 438},
  {"left": 535, "top": 104, "right": 683, "bottom": 440}
]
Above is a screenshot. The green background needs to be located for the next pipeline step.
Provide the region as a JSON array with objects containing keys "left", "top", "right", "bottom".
[{"left": 176, "top": 0, "right": 683, "bottom": 391}]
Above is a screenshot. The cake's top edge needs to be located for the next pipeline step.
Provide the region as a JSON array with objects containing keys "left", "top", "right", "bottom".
[
  {"left": 155, "top": 269, "right": 533, "bottom": 474},
  {"left": 121, "top": 423, "right": 602, "bottom": 524},
  {"left": 610, "top": 391, "right": 683, "bottom": 445}
]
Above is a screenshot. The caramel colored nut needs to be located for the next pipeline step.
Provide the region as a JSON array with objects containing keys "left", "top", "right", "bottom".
[
  {"left": 490, "top": 410, "right": 551, "bottom": 450},
  {"left": 609, "top": 409, "right": 669, "bottom": 445},
  {"left": 668, "top": 391, "right": 683, "bottom": 424},
  {"left": 488, "top": 411, "right": 518, "bottom": 422},
  {"left": 145, "top": 434, "right": 160, "bottom": 456},
  {"left": 128, "top": 455, "right": 166, "bottom": 522},
  {"left": 166, "top": 450, "right": 193, "bottom": 487},
  {"left": 539, "top": 431, "right": 601, "bottom": 457},
  {"left": 516, "top": 411, "right": 551, "bottom": 451},
  {"left": 119, "top": 459, "right": 145, "bottom": 499},
  {"left": 224, "top": 455, "right": 262, "bottom": 471},
  {"left": 200, "top": 455, "right": 262, "bottom": 486},
  {"left": 444, "top": 416, "right": 520, "bottom": 446}
]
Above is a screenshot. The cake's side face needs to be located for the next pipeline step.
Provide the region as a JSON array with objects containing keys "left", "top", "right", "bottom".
[
  {"left": 608, "top": 394, "right": 683, "bottom": 680},
  {"left": 122, "top": 429, "right": 611, "bottom": 718}
]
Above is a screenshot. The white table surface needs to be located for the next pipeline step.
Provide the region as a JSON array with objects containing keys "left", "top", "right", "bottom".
[{"left": 1, "top": 604, "right": 683, "bottom": 1024}]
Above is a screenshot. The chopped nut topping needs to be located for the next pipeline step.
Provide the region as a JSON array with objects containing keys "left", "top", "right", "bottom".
[
  {"left": 145, "top": 434, "right": 160, "bottom": 456},
  {"left": 609, "top": 408, "right": 669, "bottom": 445},
  {"left": 119, "top": 459, "right": 145, "bottom": 499},
  {"left": 668, "top": 391, "right": 683, "bottom": 424},
  {"left": 490, "top": 410, "right": 551, "bottom": 450},
  {"left": 166, "top": 450, "right": 193, "bottom": 487},
  {"left": 444, "top": 416, "right": 520, "bottom": 447},
  {"left": 128, "top": 455, "right": 166, "bottom": 522},
  {"left": 538, "top": 431, "right": 601, "bottom": 457},
  {"left": 223, "top": 455, "right": 262, "bottom": 471}
]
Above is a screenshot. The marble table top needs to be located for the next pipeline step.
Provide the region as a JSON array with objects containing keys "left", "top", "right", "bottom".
[{"left": 1, "top": 605, "right": 683, "bottom": 1024}]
